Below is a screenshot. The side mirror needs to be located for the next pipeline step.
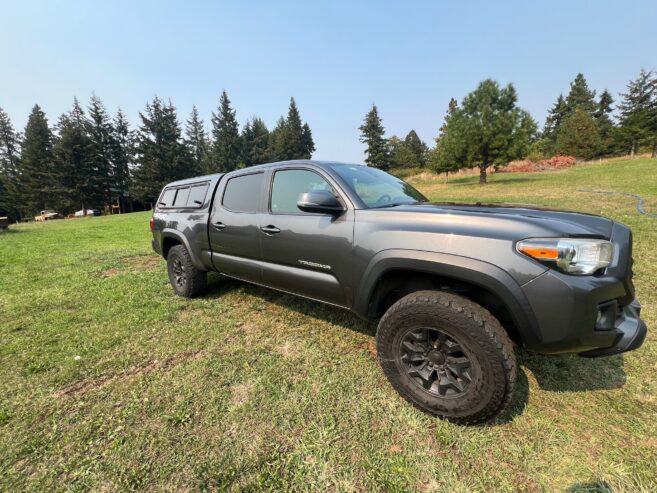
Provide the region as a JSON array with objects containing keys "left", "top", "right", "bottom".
[{"left": 297, "top": 190, "right": 345, "bottom": 215}]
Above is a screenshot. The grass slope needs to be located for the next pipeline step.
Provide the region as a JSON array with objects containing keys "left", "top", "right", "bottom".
[{"left": 1, "top": 157, "right": 656, "bottom": 492}]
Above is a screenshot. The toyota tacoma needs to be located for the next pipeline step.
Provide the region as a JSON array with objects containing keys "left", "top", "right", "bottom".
[{"left": 150, "top": 160, "right": 647, "bottom": 424}]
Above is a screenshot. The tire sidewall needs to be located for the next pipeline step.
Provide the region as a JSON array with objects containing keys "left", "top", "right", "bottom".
[{"left": 377, "top": 292, "right": 512, "bottom": 422}]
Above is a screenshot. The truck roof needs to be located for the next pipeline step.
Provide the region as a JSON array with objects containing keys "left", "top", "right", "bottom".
[{"left": 163, "top": 160, "right": 364, "bottom": 187}]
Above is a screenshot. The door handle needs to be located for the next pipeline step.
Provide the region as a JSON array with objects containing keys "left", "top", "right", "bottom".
[
  {"left": 213, "top": 221, "right": 226, "bottom": 231},
  {"left": 260, "top": 225, "right": 281, "bottom": 235}
]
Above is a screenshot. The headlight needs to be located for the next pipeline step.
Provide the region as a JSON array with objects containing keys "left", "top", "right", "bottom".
[{"left": 516, "top": 238, "right": 614, "bottom": 275}]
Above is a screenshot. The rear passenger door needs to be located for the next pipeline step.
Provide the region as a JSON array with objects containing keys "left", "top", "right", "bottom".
[{"left": 208, "top": 171, "right": 265, "bottom": 283}]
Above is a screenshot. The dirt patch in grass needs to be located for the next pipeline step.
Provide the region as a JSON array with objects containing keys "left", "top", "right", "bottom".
[
  {"left": 101, "top": 255, "right": 162, "bottom": 278},
  {"left": 55, "top": 349, "right": 207, "bottom": 398},
  {"left": 274, "top": 342, "right": 298, "bottom": 358},
  {"left": 230, "top": 381, "right": 255, "bottom": 407}
]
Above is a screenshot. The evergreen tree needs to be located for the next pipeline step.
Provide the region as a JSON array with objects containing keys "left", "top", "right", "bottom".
[
  {"left": 429, "top": 98, "right": 462, "bottom": 181},
  {"left": 241, "top": 117, "right": 270, "bottom": 166},
  {"left": 555, "top": 108, "right": 601, "bottom": 159},
  {"left": 111, "top": 108, "right": 132, "bottom": 198},
  {"left": 209, "top": 90, "right": 240, "bottom": 172},
  {"left": 616, "top": 69, "right": 657, "bottom": 158},
  {"left": 184, "top": 105, "right": 207, "bottom": 175},
  {"left": 389, "top": 131, "right": 428, "bottom": 168},
  {"left": 359, "top": 104, "right": 389, "bottom": 169},
  {"left": 19, "top": 105, "right": 56, "bottom": 213},
  {"left": 594, "top": 89, "right": 615, "bottom": 155},
  {"left": 132, "top": 97, "right": 192, "bottom": 203},
  {"left": 403, "top": 130, "right": 428, "bottom": 167},
  {"left": 565, "top": 73, "right": 597, "bottom": 116},
  {"left": 301, "top": 122, "right": 315, "bottom": 159},
  {"left": 266, "top": 99, "right": 315, "bottom": 161},
  {"left": 87, "top": 94, "right": 114, "bottom": 206},
  {"left": 0, "top": 107, "right": 22, "bottom": 219},
  {"left": 267, "top": 116, "right": 288, "bottom": 162},
  {"left": 543, "top": 94, "right": 567, "bottom": 145},
  {"left": 54, "top": 98, "right": 98, "bottom": 214},
  {"left": 432, "top": 80, "right": 536, "bottom": 183}
]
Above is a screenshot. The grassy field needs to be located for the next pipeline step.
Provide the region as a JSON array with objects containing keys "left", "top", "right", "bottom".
[{"left": 1, "top": 157, "right": 656, "bottom": 492}]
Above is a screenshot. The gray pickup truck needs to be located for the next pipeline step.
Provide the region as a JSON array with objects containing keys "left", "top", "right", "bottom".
[{"left": 151, "top": 160, "right": 646, "bottom": 424}]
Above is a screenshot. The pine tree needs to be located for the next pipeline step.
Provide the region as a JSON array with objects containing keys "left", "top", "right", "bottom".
[
  {"left": 0, "top": 107, "right": 22, "bottom": 219},
  {"left": 19, "top": 105, "right": 56, "bottom": 213},
  {"left": 594, "top": 89, "right": 615, "bottom": 155},
  {"left": 403, "top": 130, "right": 428, "bottom": 167},
  {"left": 241, "top": 117, "right": 270, "bottom": 166},
  {"left": 267, "top": 116, "right": 287, "bottom": 162},
  {"left": 54, "top": 98, "right": 98, "bottom": 214},
  {"left": 132, "top": 97, "right": 192, "bottom": 203},
  {"left": 543, "top": 94, "right": 567, "bottom": 145},
  {"left": 209, "top": 90, "right": 240, "bottom": 172},
  {"left": 184, "top": 105, "right": 207, "bottom": 175},
  {"left": 429, "top": 98, "right": 462, "bottom": 181},
  {"left": 111, "top": 108, "right": 132, "bottom": 199},
  {"left": 565, "top": 73, "right": 597, "bottom": 116},
  {"left": 87, "top": 95, "right": 115, "bottom": 206},
  {"left": 555, "top": 108, "right": 601, "bottom": 159},
  {"left": 301, "top": 122, "right": 315, "bottom": 159},
  {"left": 616, "top": 69, "right": 657, "bottom": 158},
  {"left": 359, "top": 104, "right": 389, "bottom": 169},
  {"left": 432, "top": 80, "right": 537, "bottom": 184}
]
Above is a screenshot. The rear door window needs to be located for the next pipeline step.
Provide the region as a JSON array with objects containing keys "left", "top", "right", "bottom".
[{"left": 222, "top": 173, "right": 264, "bottom": 213}]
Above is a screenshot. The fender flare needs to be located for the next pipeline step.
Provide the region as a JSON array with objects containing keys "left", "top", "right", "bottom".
[
  {"left": 160, "top": 229, "right": 206, "bottom": 271},
  {"left": 354, "top": 249, "right": 541, "bottom": 346}
]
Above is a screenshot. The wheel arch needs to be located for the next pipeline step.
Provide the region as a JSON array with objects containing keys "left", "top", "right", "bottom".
[
  {"left": 160, "top": 230, "right": 205, "bottom": 271},
  {"left": 355, "top": 249, "right": 542, "bottom": 347}
]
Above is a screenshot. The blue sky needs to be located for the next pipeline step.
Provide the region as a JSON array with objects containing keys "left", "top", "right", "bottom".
[{"left": 2, "top": 0, "right": 656, "bottom": 162}]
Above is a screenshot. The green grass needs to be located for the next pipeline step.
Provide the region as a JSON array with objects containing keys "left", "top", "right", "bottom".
[{"left": 1, "top": 157, "right": 656, "bottom": 492}]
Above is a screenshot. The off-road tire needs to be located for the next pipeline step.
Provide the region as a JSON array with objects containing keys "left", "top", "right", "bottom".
[
  {"left": 166, "top": 245, "right": 207, "bottom": 298},
  {"left": 376, "top": 290, "right": 516, "bottom": 425}
]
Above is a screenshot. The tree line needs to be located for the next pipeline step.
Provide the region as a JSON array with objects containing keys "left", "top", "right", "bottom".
[
  {"left": 0, "top": 92, "right": 314, "bottom": 220},
  {"left": 359, "top": 69, "right": 657, "bottom": 183}
]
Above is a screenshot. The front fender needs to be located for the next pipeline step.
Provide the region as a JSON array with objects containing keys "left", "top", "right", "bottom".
[{"left": 354, "top": 249, "right": 542, "bottom": 346}]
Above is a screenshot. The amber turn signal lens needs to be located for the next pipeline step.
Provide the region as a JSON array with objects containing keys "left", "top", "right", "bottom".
[{"left": 517, "top": 245, "right": 558, "bottom": 260}]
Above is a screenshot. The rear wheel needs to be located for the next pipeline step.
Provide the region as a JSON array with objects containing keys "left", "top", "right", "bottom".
[
  {"left": 376, "top": 290, "right": 516, "bottom": 425},
  {"left": 166, "top": 245, "right": 207, "bottom": 298}
]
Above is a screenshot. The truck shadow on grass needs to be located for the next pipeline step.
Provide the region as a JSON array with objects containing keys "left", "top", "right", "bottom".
[{"left": 205, "top": 275, "right": 627, "bottom": 423}]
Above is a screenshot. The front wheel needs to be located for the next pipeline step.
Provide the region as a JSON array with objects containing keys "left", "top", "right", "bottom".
[
  {"left": 376, "top": 290, "right": 517, "bottom": 425},
  {"left": 166, "top": 245, "right": 207, "bottom": 298}
]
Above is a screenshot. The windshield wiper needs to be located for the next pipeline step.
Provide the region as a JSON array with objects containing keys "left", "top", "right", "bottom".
[{"left": 370, "top": 201, "right": 419, "bottom": 209}]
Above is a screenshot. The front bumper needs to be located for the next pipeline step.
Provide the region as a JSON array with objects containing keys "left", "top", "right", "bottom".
[{"left": 579, "top": 300, "right": 647, "bottom": 357}]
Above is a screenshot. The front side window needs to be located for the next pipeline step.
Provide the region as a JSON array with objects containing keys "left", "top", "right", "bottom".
[
  {"left": 222, "top": 173, "right": 263, "bottom": 213},
  {"left": 270, "top": 169, "right": 333, "bottom": 214},
  {"left": 329, "top": 164, "right": 426, "bottom": 208}
]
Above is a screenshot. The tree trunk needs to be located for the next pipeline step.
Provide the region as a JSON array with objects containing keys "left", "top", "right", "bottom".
[
  {"left": 479, "top": 164, "right": 487, "bottom": 184},
  {"left": 652, "top": 141, "right": 656, "bottom": 158},
  {"left": 445, "top": 171, "right": 449, "bottom": 184},
  {"left": 630, "top": 142, "right": 635, "bottom": 159}
]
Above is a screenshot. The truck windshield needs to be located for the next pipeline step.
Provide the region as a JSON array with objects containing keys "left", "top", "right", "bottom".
[{"left": 330, "top": 164, "right": 427, "bottom": 208}]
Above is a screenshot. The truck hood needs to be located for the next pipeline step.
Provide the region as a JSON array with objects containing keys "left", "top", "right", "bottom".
[{"left": 380, "top": 201, "right": 614, "bottom": 239}]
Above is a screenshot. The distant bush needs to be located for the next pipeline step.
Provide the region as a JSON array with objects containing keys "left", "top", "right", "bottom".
[
  {"left": 390, "top": 167, "right": 426, "bottom": 179},
  {"left": 500, "top": 155, "right": 577, "bottom": 173}
]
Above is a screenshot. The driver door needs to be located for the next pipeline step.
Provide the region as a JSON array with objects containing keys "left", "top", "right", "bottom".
[{"left": 259, "top": 167, "right": 354, "bottom": 307}]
